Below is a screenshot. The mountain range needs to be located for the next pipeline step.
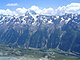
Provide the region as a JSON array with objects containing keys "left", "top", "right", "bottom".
[{"left": 0, "top": 10, "right": 80, "bottom": 56}]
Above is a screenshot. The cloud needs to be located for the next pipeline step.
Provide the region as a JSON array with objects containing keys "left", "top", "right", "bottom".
[
  {"left": 29, "top": 5, "right": 42, "bottom": 14},
  {"left": 28, "top": 3, "right": 80, "bottom": 15},
  {"left": 29, "top": 5, "right": 54, "bottom": 15},
  {"left": 6, "top": 3, "right": 18, "bottom": 6},
  {"left": 16, "top": 8, "right": 28, "bottom": 16},
  {"left": 0, "top": 9, "right": 17, "bottom": 15},
  {"left": 0, "top": 3, "right": 80, "bottom": 16},
  {"left": 41, "top": 8, "right": 54, "bottom": 15},
  {"left": 55, "top": 3, "right": 80, "bottom": 15},
  {"left": 65, "top": 3, "right": 80, "bottom": 13}
]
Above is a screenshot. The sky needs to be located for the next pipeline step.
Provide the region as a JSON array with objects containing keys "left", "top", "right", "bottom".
[
  {"left": 0, "top": 0, "right": 80, "bottom": 15},
  {"left": 0, "top": 0, "right": 80, "bottom": 9}
]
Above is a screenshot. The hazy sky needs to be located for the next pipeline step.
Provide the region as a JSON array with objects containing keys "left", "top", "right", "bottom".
[{"left": 0, "top": 0, "right": 80, "bottom": 10}]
